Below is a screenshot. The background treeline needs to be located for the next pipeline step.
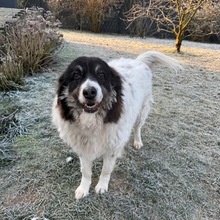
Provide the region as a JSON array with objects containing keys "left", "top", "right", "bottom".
[{"left": 17, "top": 0, "right": 220, "bottom": 44}]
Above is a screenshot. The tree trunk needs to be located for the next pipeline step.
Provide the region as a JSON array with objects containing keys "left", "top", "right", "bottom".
[
  {"left": 175, "top": 32, "right": 182, "bottom": 53},
  {"left": 92, "top": 22, "right": 100, "bottom": 33},
  {"left": 91, "top": 14, "right": 100, "bottom": 33}
]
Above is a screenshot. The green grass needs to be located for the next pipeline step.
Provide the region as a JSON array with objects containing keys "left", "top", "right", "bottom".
[{"left": 0, "top": 34, "right": 219, "bottom": 220}]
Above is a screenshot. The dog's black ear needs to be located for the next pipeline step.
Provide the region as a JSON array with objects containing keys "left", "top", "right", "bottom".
[
  {"left": 104, "top": 68, "right": 123, "bottom": 123},
  {"left": 58, "top": 73, "right": 65, "bottom": 85},
  {"left": 56, "top": 72, "right": 75, "bottom": 121},
  {"left": 57, "top": 73, "right": 65, "bottom": 105}
]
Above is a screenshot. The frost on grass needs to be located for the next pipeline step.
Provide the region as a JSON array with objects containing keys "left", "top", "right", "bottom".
[
  {"left": 0, "top": 31, "right": 220, "bottom": 220},
  {"left": 0, "top": 73, "right": 57, "bottom": 164}
]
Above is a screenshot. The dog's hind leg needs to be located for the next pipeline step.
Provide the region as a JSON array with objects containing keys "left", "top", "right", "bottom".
[
  {"left": 134, "top": 125, "right": 143, "bottom": 149},
  {"left": 133, "top": 96, "right": 153, "bottom": 149},
  {"left": 75, "top": 156, "right": 93, "bottom": 199},
  {"left": 95, "top": 154, "right": 117, "bottom": 194}
]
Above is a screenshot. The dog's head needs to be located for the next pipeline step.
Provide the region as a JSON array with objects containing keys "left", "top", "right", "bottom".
[{"left": 57, "top": 56, "right": 123, "bottom": 123}]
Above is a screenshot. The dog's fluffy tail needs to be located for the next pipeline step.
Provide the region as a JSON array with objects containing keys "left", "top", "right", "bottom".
[{"left": 136, "top": 51, "right": 183, "bottom": 72}]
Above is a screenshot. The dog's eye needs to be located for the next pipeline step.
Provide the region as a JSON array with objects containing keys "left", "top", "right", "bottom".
[
  {"left": 73, "top": 70, "right": 82, "bottom": 80},
  {"left": 98, "top": 71, "right": 105, "bottom": 80}
]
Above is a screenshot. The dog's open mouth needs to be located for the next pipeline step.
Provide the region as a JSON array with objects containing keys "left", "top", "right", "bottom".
[{"left": 83, "top": 102, "right": 100, "bottom": 113}]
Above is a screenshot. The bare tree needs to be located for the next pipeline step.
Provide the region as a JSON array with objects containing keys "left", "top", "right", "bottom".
[
  {"left": 49, "top": 0, "right": 124, "bottom": 33},
  {"left": 48, "top": 0, "right": 87, "bottom": 30},
  {"left": 125, "top": 0, "right": 210, "bottom": 52},
  {"left": 86, "top": 0, "right": 125, "bottom": 33},
  {"left": 187, "top": 1, "right": 220, "bottom": 42}
]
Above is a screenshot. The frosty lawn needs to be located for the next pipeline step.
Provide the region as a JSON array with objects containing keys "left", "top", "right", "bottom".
[{"left": 0, "top": 31, "right": 219, "bottom": 220}]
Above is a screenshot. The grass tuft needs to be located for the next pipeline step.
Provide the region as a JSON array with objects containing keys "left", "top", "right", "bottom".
[
  {"left": 0, "top": 8, "right": 63, "bottom": 91},
  {"left": 0, "top": 107, "right": 21, "bottom": 164}
]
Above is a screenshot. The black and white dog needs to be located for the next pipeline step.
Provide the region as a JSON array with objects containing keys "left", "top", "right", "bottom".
[{"left": 52, "top": 51, "right": 182, "bottom": 199}]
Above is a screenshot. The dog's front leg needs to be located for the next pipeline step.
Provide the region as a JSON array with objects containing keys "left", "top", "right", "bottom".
[
  {"left": 75, "top": 156, "right": 92, "bottom": 199},
  {"left": 95, "top": 154, "right": 117, "bottom": 194}
]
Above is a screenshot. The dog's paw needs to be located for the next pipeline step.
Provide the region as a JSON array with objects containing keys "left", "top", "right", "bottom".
[
  {"left": 133, "top": 140, "right": 143, "bottom": 149},
  {"left": 75, "top": 186, "right": 89, "bottom": 199},
  {"left": 95, "top": 183, "right": 108, "bottom": 194}
]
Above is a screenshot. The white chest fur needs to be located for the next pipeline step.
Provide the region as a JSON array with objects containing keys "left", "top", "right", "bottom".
[{"left": 52, "top": 105, "right": 128, "bottom": 159}]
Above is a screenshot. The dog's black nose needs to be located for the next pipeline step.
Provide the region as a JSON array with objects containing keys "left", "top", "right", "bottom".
[{"left": 83, "top": 87, "right": 97, "bottom": 99}]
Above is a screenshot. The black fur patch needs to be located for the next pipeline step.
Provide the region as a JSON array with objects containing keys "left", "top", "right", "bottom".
[
  {"left": 57, "top": 74, "right": 75, "bottom": 121},
  {"left": 103, "top": 68, "right": 123, "bottom": 123}
]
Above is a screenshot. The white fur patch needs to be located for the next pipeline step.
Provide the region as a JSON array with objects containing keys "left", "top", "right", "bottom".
[{"left": 78, "top": 79, "right": 103, "bottom": 104}]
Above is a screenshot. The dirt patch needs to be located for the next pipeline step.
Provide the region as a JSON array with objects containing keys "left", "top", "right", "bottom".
[{"left": 2, "top": 188, "right": 39, "bottom": 209}]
